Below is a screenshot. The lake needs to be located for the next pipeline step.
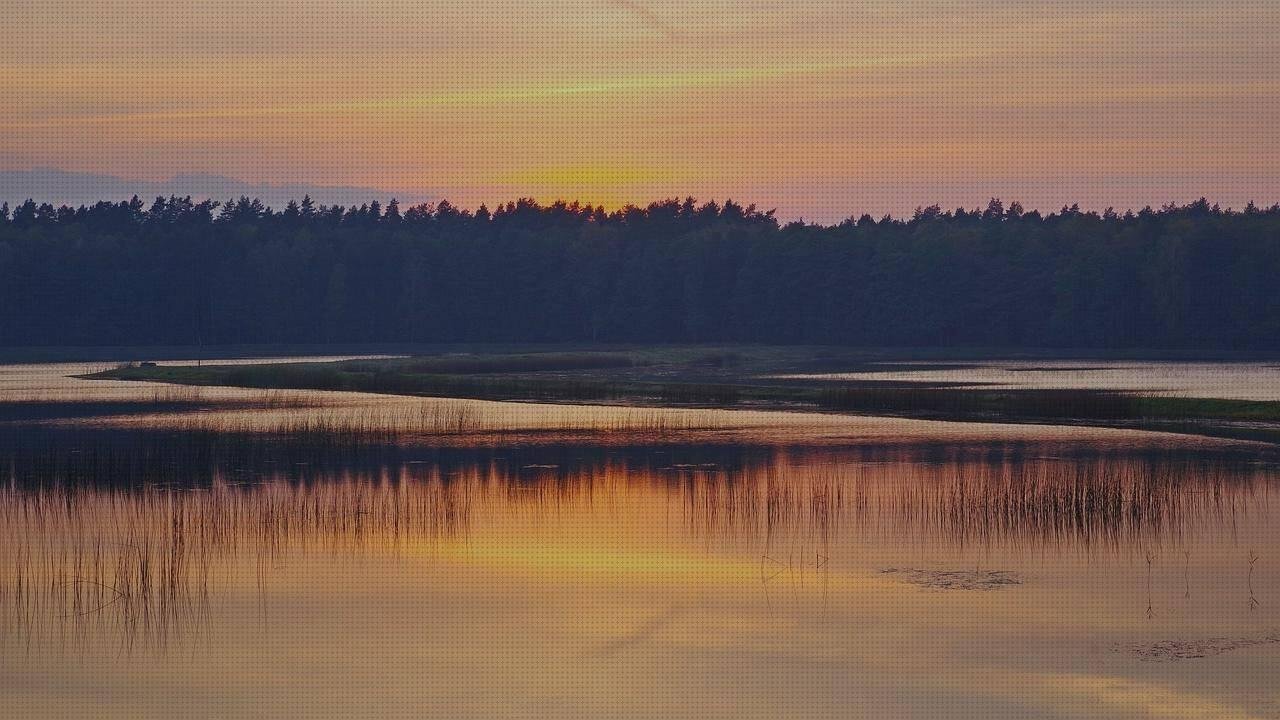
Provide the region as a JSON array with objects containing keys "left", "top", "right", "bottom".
[
  {"left": 1, "top": 359, "right": 1277, "bottom": 719},
  {"left": 778, "top": 359, "right": 1280, "bottom": 401}
]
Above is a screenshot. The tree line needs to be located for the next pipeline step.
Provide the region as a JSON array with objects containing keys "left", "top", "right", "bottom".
[{"left": 1, "top": 195, "right": 1278, "bottom": 350}]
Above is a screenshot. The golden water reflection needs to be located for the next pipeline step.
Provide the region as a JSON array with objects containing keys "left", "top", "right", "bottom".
[{"left": 2, "top": 445, "right": 1276, "bottom": 719}]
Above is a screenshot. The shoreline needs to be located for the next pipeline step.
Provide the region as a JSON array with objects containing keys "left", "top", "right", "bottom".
[{"left": 84, "top": 352, "right": 1280, "bottom": 446}]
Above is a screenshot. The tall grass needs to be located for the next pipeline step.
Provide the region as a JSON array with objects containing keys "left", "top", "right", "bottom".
[
  {"left": 0, "top": 386, "right": 313, "bottom": 422},
  {"left": 97, "top": 359, "right": 1280, "bottom": 441},
  {"left": 159, "top": 402, "right": 727, "bottom": 442}
]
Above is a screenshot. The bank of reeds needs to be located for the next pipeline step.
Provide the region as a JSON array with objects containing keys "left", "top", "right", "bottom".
[
  {"left": 96, "top": 359, "right": 1280, "bottom": 432},
  {"left": 0, "top": 386, "right": 314, "bottom": 422},
  {"left": 0, "top": 402, "right": 738, "bottom": 488},
  {"left": 97, "top": 362, "right": 746, "bottom": 407}
]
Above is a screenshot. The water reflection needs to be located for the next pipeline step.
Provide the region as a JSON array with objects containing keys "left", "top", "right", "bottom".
[
  {"left": 780, "top": 359, "right": 1280, "bottom": 400},
  {"left": 0, "top": 474, "right": 476, "bottom": 657},
  {"left": 2, "top": 437, "right": 1274, "bottom": 661},
  {"left": 6, "top": 362, "right": 1279, "bottom": 717}
]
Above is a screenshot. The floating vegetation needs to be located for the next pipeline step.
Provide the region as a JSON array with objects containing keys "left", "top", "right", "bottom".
[
  {"left": 1113, "top": 631, "right": 1280, "bottom": 661},
  {"left": 878, "top": 567, "right": 1023, "bottom": 591}
]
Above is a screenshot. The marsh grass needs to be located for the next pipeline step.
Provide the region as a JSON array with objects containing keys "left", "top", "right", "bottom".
[
  {"left": 155, "top": 402, "right": 727, "bottom": 443},
  {"left": 0, "top": 400, "right": 735, "bottom": 490},
  {"left": 93, "top": 358, "right": 1280, "bottom": 446},
  {"left": 0, "top": 386, "right": 315, "bottom": 423},
  {"left": 227, "top": 367, "right": 744, "bottom": 406}
]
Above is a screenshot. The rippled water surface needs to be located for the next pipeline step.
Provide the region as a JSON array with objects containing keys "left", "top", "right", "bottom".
[{"left": 1, "top": 360, "right": 1278, "bottom": 719}]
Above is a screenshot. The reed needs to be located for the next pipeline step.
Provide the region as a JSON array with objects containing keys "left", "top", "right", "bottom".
[{"left": 90, "top": 357, "right": 1280, "bottom": 446}]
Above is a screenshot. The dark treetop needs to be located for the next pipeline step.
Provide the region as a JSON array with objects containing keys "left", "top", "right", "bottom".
[{"left": 1, "top": 196, "right": 1278, "bottom": 350}]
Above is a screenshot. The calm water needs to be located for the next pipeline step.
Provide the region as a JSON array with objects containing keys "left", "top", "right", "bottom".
[
  {"left": 1, "top": 360, "right": 1278, "bottom": 719},
  {"left": 781, "top": 359, "right": 1280, "bottom": 400}
]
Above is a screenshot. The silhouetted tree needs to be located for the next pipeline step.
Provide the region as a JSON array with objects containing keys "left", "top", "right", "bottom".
[{"left": 0, "top": 196, "right": 1277, "bottom": 349}]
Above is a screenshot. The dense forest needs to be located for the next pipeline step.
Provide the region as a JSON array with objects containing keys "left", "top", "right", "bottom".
[{"left": 1, "top": 195, "right": 1278, "bottom": 350}]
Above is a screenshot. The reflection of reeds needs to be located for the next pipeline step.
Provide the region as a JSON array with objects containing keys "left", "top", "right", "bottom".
[
  {"left": 1248, "top": 549, "right": 1261, "bottom": 611},
  {"left": 0, "top": 473, "right": 477, "bottom": 656},
  {"left": 902, "top": 454, "right": 1266, "bottom": 553},
  {"left": 0, "top": 406, "right": 720, "bottom": 490},
  {"left": 672, "top": 447, "right": 1275, "bottom": 556},
  {"left": 0, "top": 441, "right": 1274, "bottom": 656}
]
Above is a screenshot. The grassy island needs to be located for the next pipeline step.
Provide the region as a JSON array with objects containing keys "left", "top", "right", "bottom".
[{"left": 87, "top": 346, "right": 1280, "bottom": 444}]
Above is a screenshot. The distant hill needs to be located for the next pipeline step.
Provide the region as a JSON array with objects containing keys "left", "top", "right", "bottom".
[{"left": 0, "top": 167, "right": 429, "bottom": 210}]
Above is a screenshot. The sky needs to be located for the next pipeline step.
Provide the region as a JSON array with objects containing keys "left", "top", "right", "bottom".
[{"left": 3, "top": 0, "right": 1278, "bottom": 222}]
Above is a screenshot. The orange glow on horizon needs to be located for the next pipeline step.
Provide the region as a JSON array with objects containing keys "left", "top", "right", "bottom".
[{"left": 3, "top": 1, "right": 1277, "bottom": 221}]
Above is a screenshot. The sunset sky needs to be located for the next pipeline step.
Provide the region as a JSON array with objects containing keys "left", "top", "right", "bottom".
[{"left": 4, "top": 0, "right": 1278, "bottom": 221}]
